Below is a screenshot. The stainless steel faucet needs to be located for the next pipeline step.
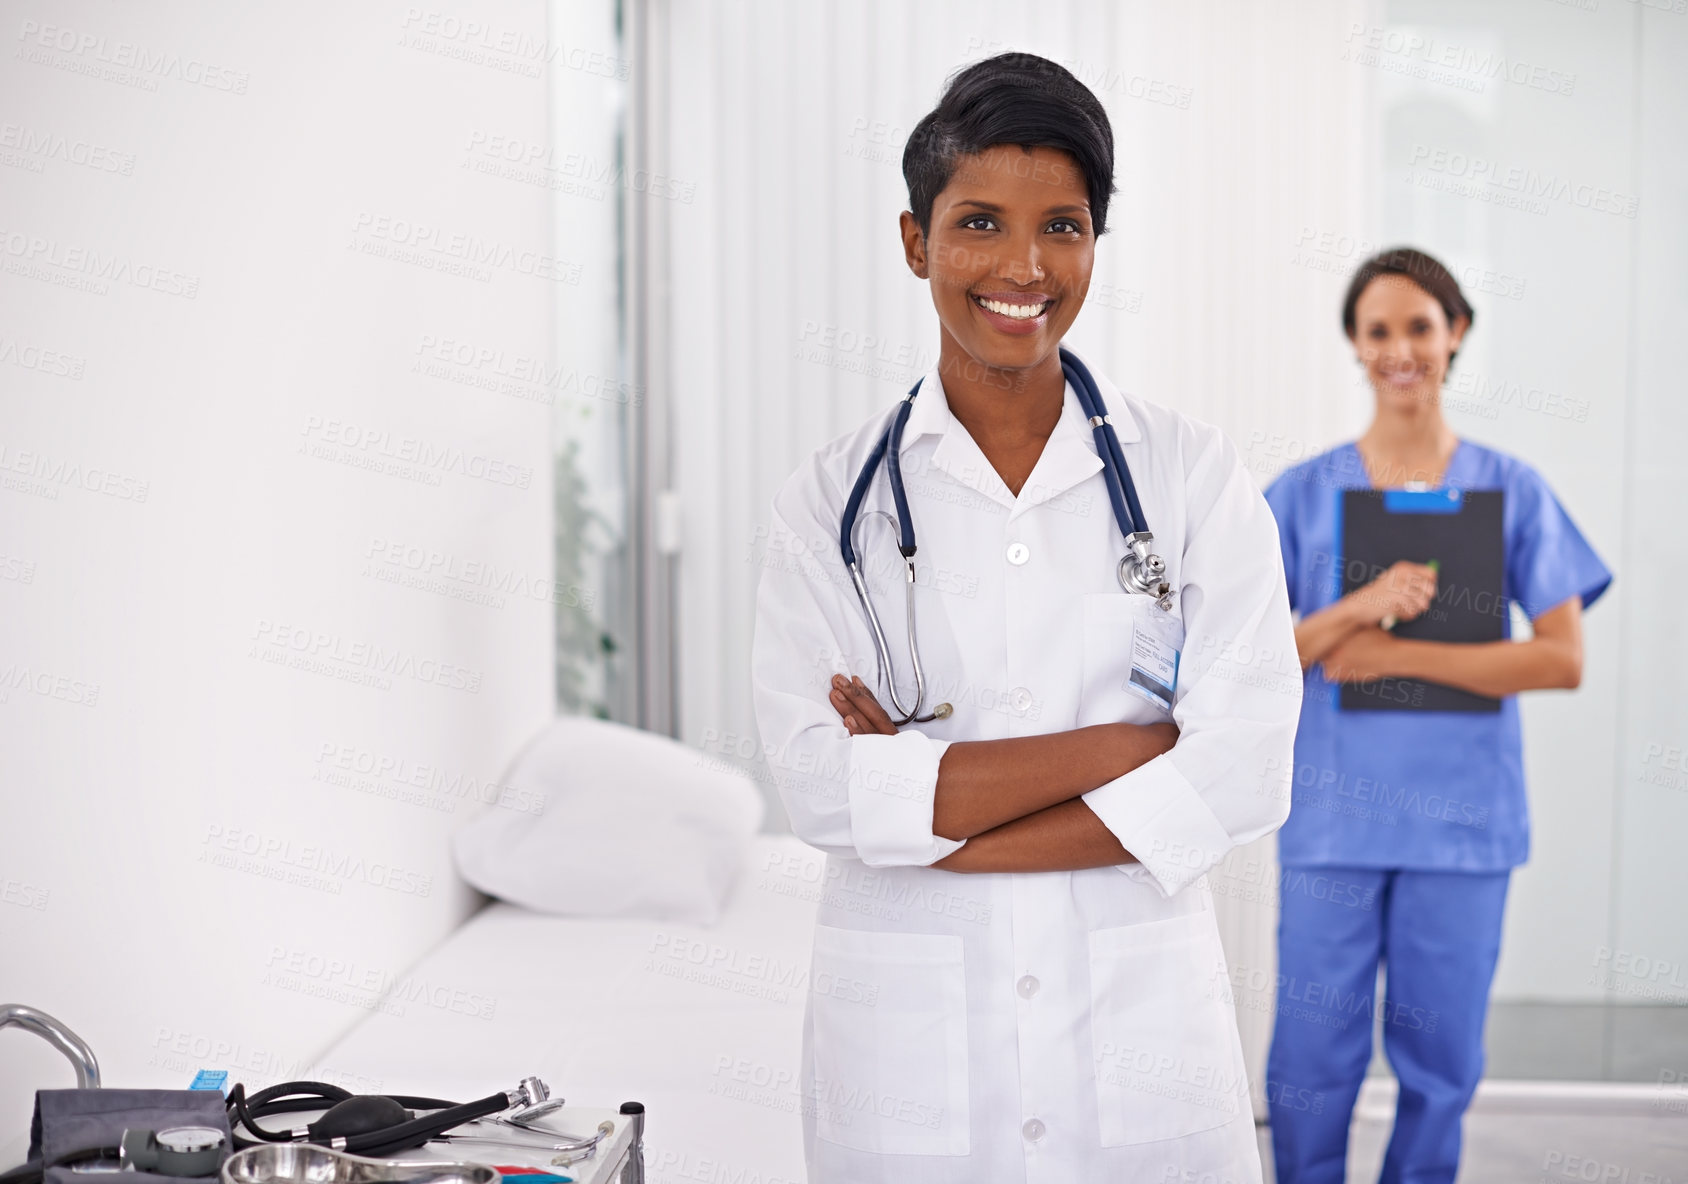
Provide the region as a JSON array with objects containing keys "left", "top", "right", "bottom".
[{"left": 0, "top": 1005, "right": 100, "bottom": 1088}]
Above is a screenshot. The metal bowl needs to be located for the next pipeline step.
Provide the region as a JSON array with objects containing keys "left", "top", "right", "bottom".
[{"left": 221, "top": 1145, "right": 500, "bottom": 1184}]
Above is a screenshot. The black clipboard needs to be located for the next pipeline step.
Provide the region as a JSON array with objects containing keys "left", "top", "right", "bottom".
[{"left": 1338, "top": 488, "right": 1505, "bottom": 713}]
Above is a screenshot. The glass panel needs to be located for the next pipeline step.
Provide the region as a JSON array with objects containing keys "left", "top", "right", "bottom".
[
  {"left": 549, "top": 0, "right": 633, "bottom": 721},
  {"left": 1372, "top": 0, "right": 1684, "bottom": 1084}
]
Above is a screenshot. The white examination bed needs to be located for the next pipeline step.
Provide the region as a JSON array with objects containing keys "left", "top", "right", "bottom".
[{"left": 317, "top": 835, "right": 821, "bottom": 1184}]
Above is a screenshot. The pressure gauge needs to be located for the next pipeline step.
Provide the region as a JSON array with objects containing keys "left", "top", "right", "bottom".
[{"left": 120, "top": 1126, "right": 227, "bottom": 1177}]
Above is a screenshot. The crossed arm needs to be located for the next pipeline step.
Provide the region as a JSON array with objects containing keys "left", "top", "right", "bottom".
[
  {"left": 826, "top": 673, "right": 1177, "bottom": 873},
  {"left": 1297, "top": 562, "right": 1586, "bottom": 697}
]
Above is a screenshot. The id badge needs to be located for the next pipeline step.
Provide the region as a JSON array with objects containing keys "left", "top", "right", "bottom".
[{"left": 1126, "top": 609, "right": 1181, "bottom": 712}]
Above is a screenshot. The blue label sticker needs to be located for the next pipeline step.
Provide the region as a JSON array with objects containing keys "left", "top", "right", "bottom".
[
  {"left": 1382, "top": 488, "right": 1464, "bottom": 514},
  {"left": 190, "top": 1069, "right": 228, "bottom": 1093}
]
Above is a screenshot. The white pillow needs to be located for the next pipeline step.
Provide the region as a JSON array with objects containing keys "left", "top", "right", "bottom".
[{"left": 452, "top": 717, "right": 764, "bottom": 924}]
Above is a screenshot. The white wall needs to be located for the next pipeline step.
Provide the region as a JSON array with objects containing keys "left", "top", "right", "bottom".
[
  {"left": 1611, "top": 5, "right": 1688, "bottom": 1008},
  {"left": 1370, "top": 0, "right": 1686, "bottom": 1007},
  {"left": 0, "top": 0, "right": 562, "bottom": 1146}
]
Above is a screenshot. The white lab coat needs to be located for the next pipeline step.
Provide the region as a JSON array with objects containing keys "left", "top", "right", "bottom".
[{"left": 750, "top": 352, "right": 1300, "bottom": 1182}]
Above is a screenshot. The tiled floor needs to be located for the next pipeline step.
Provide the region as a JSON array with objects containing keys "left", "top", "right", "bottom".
[
  {"left": 1255, "top": 1003, "right": 1688, "bottom": 1180},
  {"left": 1260, "top": 1109, "right": 1688, "bottom": 1182},
  {"left": 1366, "top": 1001, "right": 1688, "bottom": 1082}
]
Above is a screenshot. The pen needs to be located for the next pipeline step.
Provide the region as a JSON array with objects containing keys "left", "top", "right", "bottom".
[{"left": 1381, "top": 558, "right": 1437, "bottom": 630}]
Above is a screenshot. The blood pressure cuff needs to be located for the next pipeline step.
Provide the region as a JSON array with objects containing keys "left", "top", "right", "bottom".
[{"left": 28, "top": 1089, "right": 231, "bottom": 1184}]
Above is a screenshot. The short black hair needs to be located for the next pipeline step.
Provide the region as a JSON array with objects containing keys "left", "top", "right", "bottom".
[
  {"left": 902, "top": 53, "right": 1116, "bottom": 238},
  {"left": 1342, "top": 247, "right": 1476, "bottom": 362}
]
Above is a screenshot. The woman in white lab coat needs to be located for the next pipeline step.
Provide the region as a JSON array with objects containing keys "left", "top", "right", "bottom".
[{"left": 751, "top": 53, "right": 1300, "bottom": 1181}]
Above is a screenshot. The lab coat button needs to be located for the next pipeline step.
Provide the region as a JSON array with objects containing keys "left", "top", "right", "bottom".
[
  {"left": 1010, "top": 687, "right": 1033, "bottom": 713},
  {"left": 1016, "top": 975, "right": 1040, "bottom": 999},
  {"left": 1005, "top": 542, "right": 1030, "bottom": 566},
  {"left": 1021, "top": 1117, "right": 1046, "bottom": 1142}
]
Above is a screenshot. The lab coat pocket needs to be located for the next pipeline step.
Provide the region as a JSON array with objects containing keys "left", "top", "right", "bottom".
[
  {"left": 809, "top": 924, "right": 969, "bottom": 1155},
  {"left": 1088, "top": 912, "right": 1246, "bottom": 1147},
  {"left": 1078, "top": 592, "right": 1186, "bottom": 728}
]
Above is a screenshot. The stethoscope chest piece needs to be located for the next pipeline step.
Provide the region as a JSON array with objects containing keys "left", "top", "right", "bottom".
[{"left": 1119, "top": 532, "right": 1174, "bottom": 610}]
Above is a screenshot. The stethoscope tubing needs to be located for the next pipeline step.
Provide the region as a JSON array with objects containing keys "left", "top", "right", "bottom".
[
  {"left": 838, "top": 348, "right": 1162, "bottom": 725},
  {"left": 840, "top": 390, "right": 917, "bottom": 567},
  {"left": 1063, "top": 352, "right": 1148, "bottom": 541},
  {"left": 845, "top": 543, "right": 931, "bottom": 726}
]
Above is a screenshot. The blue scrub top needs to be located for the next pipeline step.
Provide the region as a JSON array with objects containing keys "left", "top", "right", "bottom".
[{"left": 1264, "top": 441, "right": 1612, "bottom": 872}]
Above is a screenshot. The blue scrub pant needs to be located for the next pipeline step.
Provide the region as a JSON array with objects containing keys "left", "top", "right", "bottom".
[{"left": 1265, "top": 867, "right": 1510, "bottom": 1184}]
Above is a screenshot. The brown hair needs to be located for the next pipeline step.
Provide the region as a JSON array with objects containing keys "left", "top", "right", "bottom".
[{"left": 1341, "top": 247, "right": 1475, "bottom": 362}]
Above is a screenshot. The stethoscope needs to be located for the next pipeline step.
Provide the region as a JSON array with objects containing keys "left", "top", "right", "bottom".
[
  {"left": 219, "top": 1077, "right": 617, "bottom": 1161},
  {"left": 838, "top": 346, "right": 1172, "bottom": 726},
  {"left": 16, "top": 1078, "right": 625, "bottom": 1184}
]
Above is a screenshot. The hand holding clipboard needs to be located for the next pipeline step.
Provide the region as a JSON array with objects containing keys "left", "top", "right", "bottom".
[
  {"left": 1368, "top": 559, "right": 1439, "bottom": 630},
  {"left": 1338, "top": 489, "right": 1505, "bottom": 713}
]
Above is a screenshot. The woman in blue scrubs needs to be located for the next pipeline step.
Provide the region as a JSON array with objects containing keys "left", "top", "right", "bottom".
[{"left": 1262, "top": 248, "right": 1612, "bottom": 1184}]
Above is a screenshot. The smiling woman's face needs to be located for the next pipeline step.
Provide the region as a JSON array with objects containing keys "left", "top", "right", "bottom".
[
  {"left": 1350, "top": 274, "right": 1468, "bottom": 409},
  {"left": 901, "top": 144, "right": 1095, "bottom": 375}
]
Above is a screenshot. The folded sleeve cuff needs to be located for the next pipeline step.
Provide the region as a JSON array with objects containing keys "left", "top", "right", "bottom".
[
  {"left": 1082, "top": 753, "right": 1236, "bottom": 896},
  {"left": 847, "top": 733, "right": 963, "bottom": 867}
]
